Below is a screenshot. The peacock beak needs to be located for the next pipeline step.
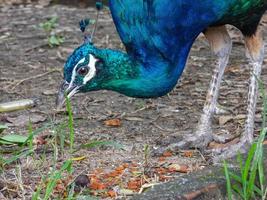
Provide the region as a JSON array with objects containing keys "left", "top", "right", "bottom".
[{"left": 56, "top": 81, "right": 80, "bottom": 110}]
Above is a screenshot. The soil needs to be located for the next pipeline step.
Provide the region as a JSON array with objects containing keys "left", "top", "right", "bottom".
[{"left": 0, "top": 1, "right": 267, "bottom": 199}]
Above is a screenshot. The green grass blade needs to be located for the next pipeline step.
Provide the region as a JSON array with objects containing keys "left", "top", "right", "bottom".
[
  {"left": 44, "top": 160, "right": 72, "bottom": 200},
  {"left": 66, "top": 96, "right": 74, "bottom": 153},
  {"left": 4, "top": 149, "right": 33, "bottom": 165},
  {"left": 232, "top": 184, "right": 244, "bottom": 198},
  {"left": 257, "top": 147, "right": 265, "bottom": 197},
  {"left": 32, "top": 184, "right": 42, "bottom": 200},
  {"left": 224, "top": 160, "right": 233, "bottom": 200},
  {"left": 243, "top": 142, "right": 257, "bottom": 196},
  {"left": 229, "top": 171, "right": 242, "bottom": 183},
  {"left": 0, "top": 124, "right": 8, "bottom": 134}
]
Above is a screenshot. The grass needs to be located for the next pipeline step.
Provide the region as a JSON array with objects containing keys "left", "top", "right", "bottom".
[
  {"left": 224, "top": 80, "right": 267, "bottom": 200},
  {"left": 66, "top": 96, "right": 75, "bottom": 153},
  {"left": 39, "top": 16, "right": 64, "bottom": 47},
  {"left": 0, "top": 96, "right": 125, "bottom": 199}
]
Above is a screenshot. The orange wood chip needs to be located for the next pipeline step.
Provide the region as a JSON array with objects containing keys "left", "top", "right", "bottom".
[
  {"left": 162, "top": 151, "right": 173, "bottom": 157},
  {"left": 107, "top": 190, "right": 116, "bottom": 197},
  {"left": 159, "top": 175, "right": 169, "bottom": 182},
  {"left": 90, "top": 178, "right": 107, "bottom": 190},
  {"left": 106, "top": 170, "right": 122, "bottom": 178},
  {"left": 183, "top": 151, "right": 193, "bottom": 157},
  {"left": 127, "top": 179, "right": 141, "bottom": 190},
  {"left": 104, "top": 119, "right": 121, "bottom": 127},
  {"left": 158, "top": 156, "right": 166, "bottom": 162},
  {"left": 155, "top": 167, "right": 168, "bottom": 174},
  {"left": 115, "top": 165, "right": 126, "bottom": 172},
  {"left": 122, "top": 163, "right": 129, "bottom": 169}
]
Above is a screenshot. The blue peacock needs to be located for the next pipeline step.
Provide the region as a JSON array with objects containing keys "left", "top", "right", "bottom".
[{"left": 56, "top": 0, "right": 267, "bottom": 160}]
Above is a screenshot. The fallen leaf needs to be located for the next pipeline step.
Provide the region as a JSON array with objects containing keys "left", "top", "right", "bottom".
[
  {"left": 33, "top": 134, "right": 48, "bottom": 145},
  {"left": 7, "top": 114, "right": 46, "bottom": 127},
  {"left": 103, "top": 119, "right": 121, "bottom": 127}
]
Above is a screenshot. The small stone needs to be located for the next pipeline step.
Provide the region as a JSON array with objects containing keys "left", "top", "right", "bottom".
[{"left": 74, "top": 175, "right": 90, "bottom": 192}]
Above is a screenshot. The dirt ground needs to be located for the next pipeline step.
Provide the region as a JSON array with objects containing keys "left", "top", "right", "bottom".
[{"left": 0, "top": 2, "right": 267, "bottom": 199}]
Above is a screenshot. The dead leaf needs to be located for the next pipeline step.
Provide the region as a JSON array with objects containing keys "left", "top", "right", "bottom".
[
  {"left": 33, "top": 135, "right": 47, "bottom": 145},
  {"left": 103, "top": 118, "right": 121, "bottom": 127},
  {"left": 7, "top": 113, "right": 46, "bottom": 126}
]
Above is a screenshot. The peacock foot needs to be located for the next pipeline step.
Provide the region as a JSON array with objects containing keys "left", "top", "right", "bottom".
[
  {"left": 208, "top": 137, "right": 252, "bottom": 164},
  {"left": 152, "top": 123, "right": 215, "bottom": 156}
]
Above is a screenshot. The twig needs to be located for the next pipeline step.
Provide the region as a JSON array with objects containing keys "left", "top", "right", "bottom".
[{"left": 5, "top": 69, "right": 61, "bottom": 90}]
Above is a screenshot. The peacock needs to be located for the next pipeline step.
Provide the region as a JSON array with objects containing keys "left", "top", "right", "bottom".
[{"left": 56, "top": 0, "right": 267, "bottom": 161}]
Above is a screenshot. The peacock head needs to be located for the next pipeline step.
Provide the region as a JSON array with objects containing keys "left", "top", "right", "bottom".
[
  {"left": 56, "top": 4, "right": 108, "bottom": 109},
  {"left": 56, "top": 41, "right": 108, "bottom": 109}
]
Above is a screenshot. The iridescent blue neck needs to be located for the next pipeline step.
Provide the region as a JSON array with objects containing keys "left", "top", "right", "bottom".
[{"left": 96, "top": 41, "right": 193, "bottom": 98}]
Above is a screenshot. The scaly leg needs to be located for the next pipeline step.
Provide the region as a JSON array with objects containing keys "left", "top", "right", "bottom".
[
  {"left": 212, "top": 29, "right": 265, "bottom": 162},
  {"left": 153, "top": 26, "right": 232, "bottom": 154}
]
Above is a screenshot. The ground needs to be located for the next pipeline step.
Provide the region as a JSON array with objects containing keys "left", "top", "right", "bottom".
[{"left": 0, "top": 1, "right": 267, "bottom": 199}]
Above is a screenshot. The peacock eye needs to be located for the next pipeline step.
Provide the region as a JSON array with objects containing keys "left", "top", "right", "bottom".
[{"left": 77, "top": 67, "right": 89, "bottom": 76}]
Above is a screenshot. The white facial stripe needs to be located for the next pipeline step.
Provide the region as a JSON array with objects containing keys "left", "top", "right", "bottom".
[
  {"left": 83, "top": 54, "right": 97, "bottom": 84},
  {"left": 67, "top": 85, "right": 80, "bottom": 99},
  {"left": 67, "top": 57, "right": 86, "bottom": 91}
]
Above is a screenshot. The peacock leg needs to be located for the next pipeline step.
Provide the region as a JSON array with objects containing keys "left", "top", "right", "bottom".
[
  {"left": 181, "top": 26, "right": 233, "bottom": 148},
  {"left": 212, "top": 29, "right": 265, "bottom": 162},
  {"left": 153, "top": 26, "right": 232, "bottom": 155}
]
